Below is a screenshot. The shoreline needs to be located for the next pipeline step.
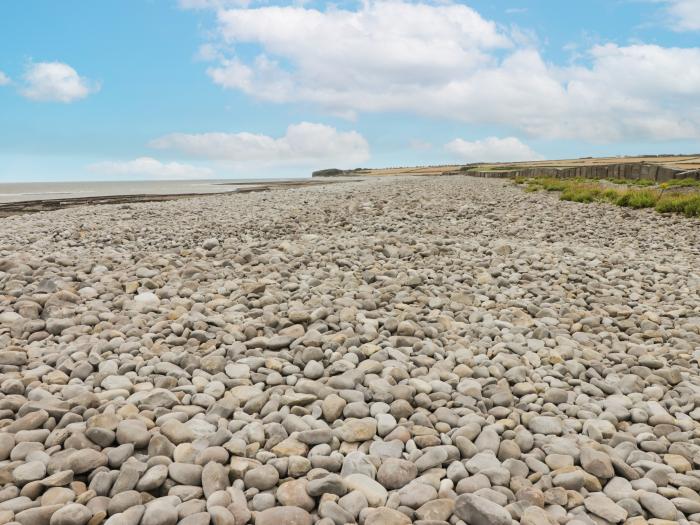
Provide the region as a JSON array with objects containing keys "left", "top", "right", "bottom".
[{"left": 0, "top": 178, "right": 360, "bottom": 218}]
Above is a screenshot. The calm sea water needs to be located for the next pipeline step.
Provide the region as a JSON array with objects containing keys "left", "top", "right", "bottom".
[{"left": 0, "top": 178, "right": 307, "bottom": 203}]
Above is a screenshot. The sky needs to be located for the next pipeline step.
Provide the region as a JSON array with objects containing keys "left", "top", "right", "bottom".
[{"left": 1, "top": 0, "right": 700, "bottom": 182}]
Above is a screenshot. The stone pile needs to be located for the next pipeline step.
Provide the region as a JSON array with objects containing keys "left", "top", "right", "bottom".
[{"left": 0, "top": 176, "right": 699, "bottom": 525}]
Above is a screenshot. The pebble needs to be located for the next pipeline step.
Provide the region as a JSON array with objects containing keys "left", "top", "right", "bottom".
[
  {"left": 255, "top": 506, "right": 312, "bottom": 525},
  {"left": 0, "top": 177, "right": 698, "bottom": 525},
  {"left": 454, "top": 494, "right": 512, "bottom": 525},
  {"left": 344, "top": 474, "right": 388, "bottom": 507},
  {"left": 49, "top": 503, "right": 92, "bottom": 525},
  {"left": 377, "top": 458, "right": 417, "bottom": 489},
  {"left": 244, "top": 465, "right": 279, "bottom": 490},
  {"left": 639, "top": 492, "right": 678, "bottom": 521},
  {"left": 584, "top": 493, "right": 628, "bottom": 523},
  {"left": 364, "top": 507, "right": 411, "bottom": 525},
  {"left": 141, "top": 500, "right": 178, "bottom": 525}
]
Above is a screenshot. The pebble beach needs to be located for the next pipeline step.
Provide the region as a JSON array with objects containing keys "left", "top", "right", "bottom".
[{"left": 0, "top": 175, "right": 699, "bottom": 525}]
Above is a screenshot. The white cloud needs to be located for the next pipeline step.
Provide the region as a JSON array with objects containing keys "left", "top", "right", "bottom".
[
  {"left": 88, "top": 157, "right": 213, "bottom": 179},
  {"left": 0, "top": 71, "right": 10, "bottom": 86},
  {"left": 210, "top": 2, "right": 509, "bottom": 97},
  {"left": 150, "top": 122, "right": 370, "bottom": 167},
  {"left": 196, "top": 43, "right": 224, "bottom": 62},
  {"left": 445, "top": 137, "right": 543, "bottom": 162},
  {"left": 663, "top": 0, "right": 700, "bottom": 31},
  {"left": 20, "top": 62, "right": 98, "bottom": 102},
  {"left": 198, "top": 1, "right": 700, "bottom": 142}
]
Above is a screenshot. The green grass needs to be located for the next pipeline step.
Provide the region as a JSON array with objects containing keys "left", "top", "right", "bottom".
[
  {"left": 524, "top": 177, "right": 580, "bottom": 191},
  {"left": 522, "top": 176, "right": 657, "bottom": 189},
  {"left": 518, "top": 177, "right": 700, "bottom": 218},
  {"left": 659, "top": 178, "right": 700, "bottom": 189},
  {"left": 655, "top": 193, "right": 700, "bottom": 217},
  {"left": 560, "top": 185, "right": 603, "bottom": 203},
  {"left": 606, "top": 178, "right": 656, "bottom": 187},
  {"left": 614, "top": 189, "right": 658, "bottom": 208}
]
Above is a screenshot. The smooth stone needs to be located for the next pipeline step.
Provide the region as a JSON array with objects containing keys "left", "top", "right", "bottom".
[
  {"left": 364, "top": 507, "right": 412, "bottom": 525},
  {"left": 202, "top": 462, "right": 229, "bottom": 498},
  {"left": 639, "top": 492, "right": 677, "bottom": 520},
  {"left": 377, "top": 458, "right": 417, "bottom": 489},
  {"left": 168, "top": 463, "right": 203, "bottom": 486},
  {"left": 527, "top": 416, "right": 563, "bottom": 436},
  {"left": 584, "top": 493, "right": 628, "bottom": 523},
  {"left": 116, "top": 420, "right": 151, "bottom": 448},
  {"left": 209, "top": 506, "right": 235, "bottom": 525},
  {"left": 344, "top": 474, "right": 388, "bottom": 507},
  {"left": 277, "top": 480, "right": 315, "bottom": 512},
  {"left": 13, "top": 461, "right": 46, "bottom": 484},
  {"left": 15, "top": 504, "right": 62, "bottom": 525},
  {"left": 454, "top": 494, "right": 512, "bottom": 525},
  {"left": 136, "top": 465, "right": 169, "bottom": 492},
  {"left": 334, "top": 418, "right": 377, "bottom": 443},
  {"left": 179, "top": 513, "right": 210, "bottom": 525},
  {"left": 580, "top": 447, "right": 614, "bottom": 479},
  {"left": 254, "top": 506, "right": 312, "bottom": 525},
  {"left": 244, "top": 465, "right": 279, "bottom": 490},
  {"left": 49, "top": 504, "right": 92, "bottom": 525},
  {"left": 141, "top": 500, "right": 178, "bottom": 525}
]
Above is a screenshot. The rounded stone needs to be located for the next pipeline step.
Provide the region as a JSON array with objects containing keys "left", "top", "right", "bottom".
[
  {"left": 244, "top": 464, "right": 279, "bottom": 490},
  {"left": 49, "top": 503, "right": 92, "bottom": 525}
]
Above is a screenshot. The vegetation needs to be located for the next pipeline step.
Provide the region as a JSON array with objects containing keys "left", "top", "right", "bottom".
[
  {"left": 559, "top": 185, "right": 619, "bottom": 203},
  {"left": 605, "top": 178, "right": 656, "bottom": 187},
  {"left": 659, "top": 177, "right": 700, "bottom": 189},
  {"left": 517, "top": 177, "right": 700, "bottom": 218},
  {"left": 655, "top": 193, "right": 700, "bottom": 216},
  {"left": 615, "top": 189, "right": 659, "bottom": 208}
]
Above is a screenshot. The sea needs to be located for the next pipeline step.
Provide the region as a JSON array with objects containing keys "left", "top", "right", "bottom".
[{"left": 0, "top": 178, "right": 307, "bottom": 204}]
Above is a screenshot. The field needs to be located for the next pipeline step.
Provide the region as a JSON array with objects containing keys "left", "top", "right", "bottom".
[
  {"left": 317, "top": 154, "right": 700, "bottom": 177},
  {"left": 466, "top": 154, "right": 700, "bottom": 172}
]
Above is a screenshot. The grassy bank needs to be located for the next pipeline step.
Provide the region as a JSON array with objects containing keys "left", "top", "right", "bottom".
[{"left": 517, "top": 177, "right": 700, "bottom": 217}]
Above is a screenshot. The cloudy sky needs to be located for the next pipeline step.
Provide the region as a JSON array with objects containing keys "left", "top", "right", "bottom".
[{"left": 1, "top": 0, "right": 699, "bottom": 181}]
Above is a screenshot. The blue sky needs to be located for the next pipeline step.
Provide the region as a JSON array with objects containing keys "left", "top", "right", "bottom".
[{"left": 1, "top": 0, "right": 699, "bottom": 182}]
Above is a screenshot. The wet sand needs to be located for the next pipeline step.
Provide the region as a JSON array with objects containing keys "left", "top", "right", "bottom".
[{"left": 0, "top": 179, "right": 359, "bottom": 218}]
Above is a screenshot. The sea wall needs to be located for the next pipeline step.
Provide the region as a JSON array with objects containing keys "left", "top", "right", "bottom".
[{"left": 464, "top": 163, "right": 700, "bottom": 182}]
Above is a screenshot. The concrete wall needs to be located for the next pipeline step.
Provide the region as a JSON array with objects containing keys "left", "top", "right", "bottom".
[{"left": 463, "top": 163, "right": 700, "bottom": 182}]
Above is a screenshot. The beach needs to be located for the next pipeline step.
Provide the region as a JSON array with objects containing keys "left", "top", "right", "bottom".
[{"left": 0, "top": 175, "right": 699, "bottom": 525}]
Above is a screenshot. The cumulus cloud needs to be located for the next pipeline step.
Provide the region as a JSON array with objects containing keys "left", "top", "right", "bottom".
[
  {"left": 663, "top": 0, "right": 700, "bottom": 31},
  {"left": 20, "top": 62, "right": 99, "bottom": 102},
  {"left": 199, "top": 1, "right": 700, "bottom": 142},
  {"left": 88, "top": 157, "right": 213, "bottom": 179},
  {"left": 445, "top": 137, "right": 543, "bottom": 162},
  {"left": 150, "top": 122, "right": 370, "bottom": 167},
  {"left": 0, "top": 71, "right": 10, "bottom": 86},
  {"left": 209, "top": 2, "right": 509, "bottom": 101}
]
